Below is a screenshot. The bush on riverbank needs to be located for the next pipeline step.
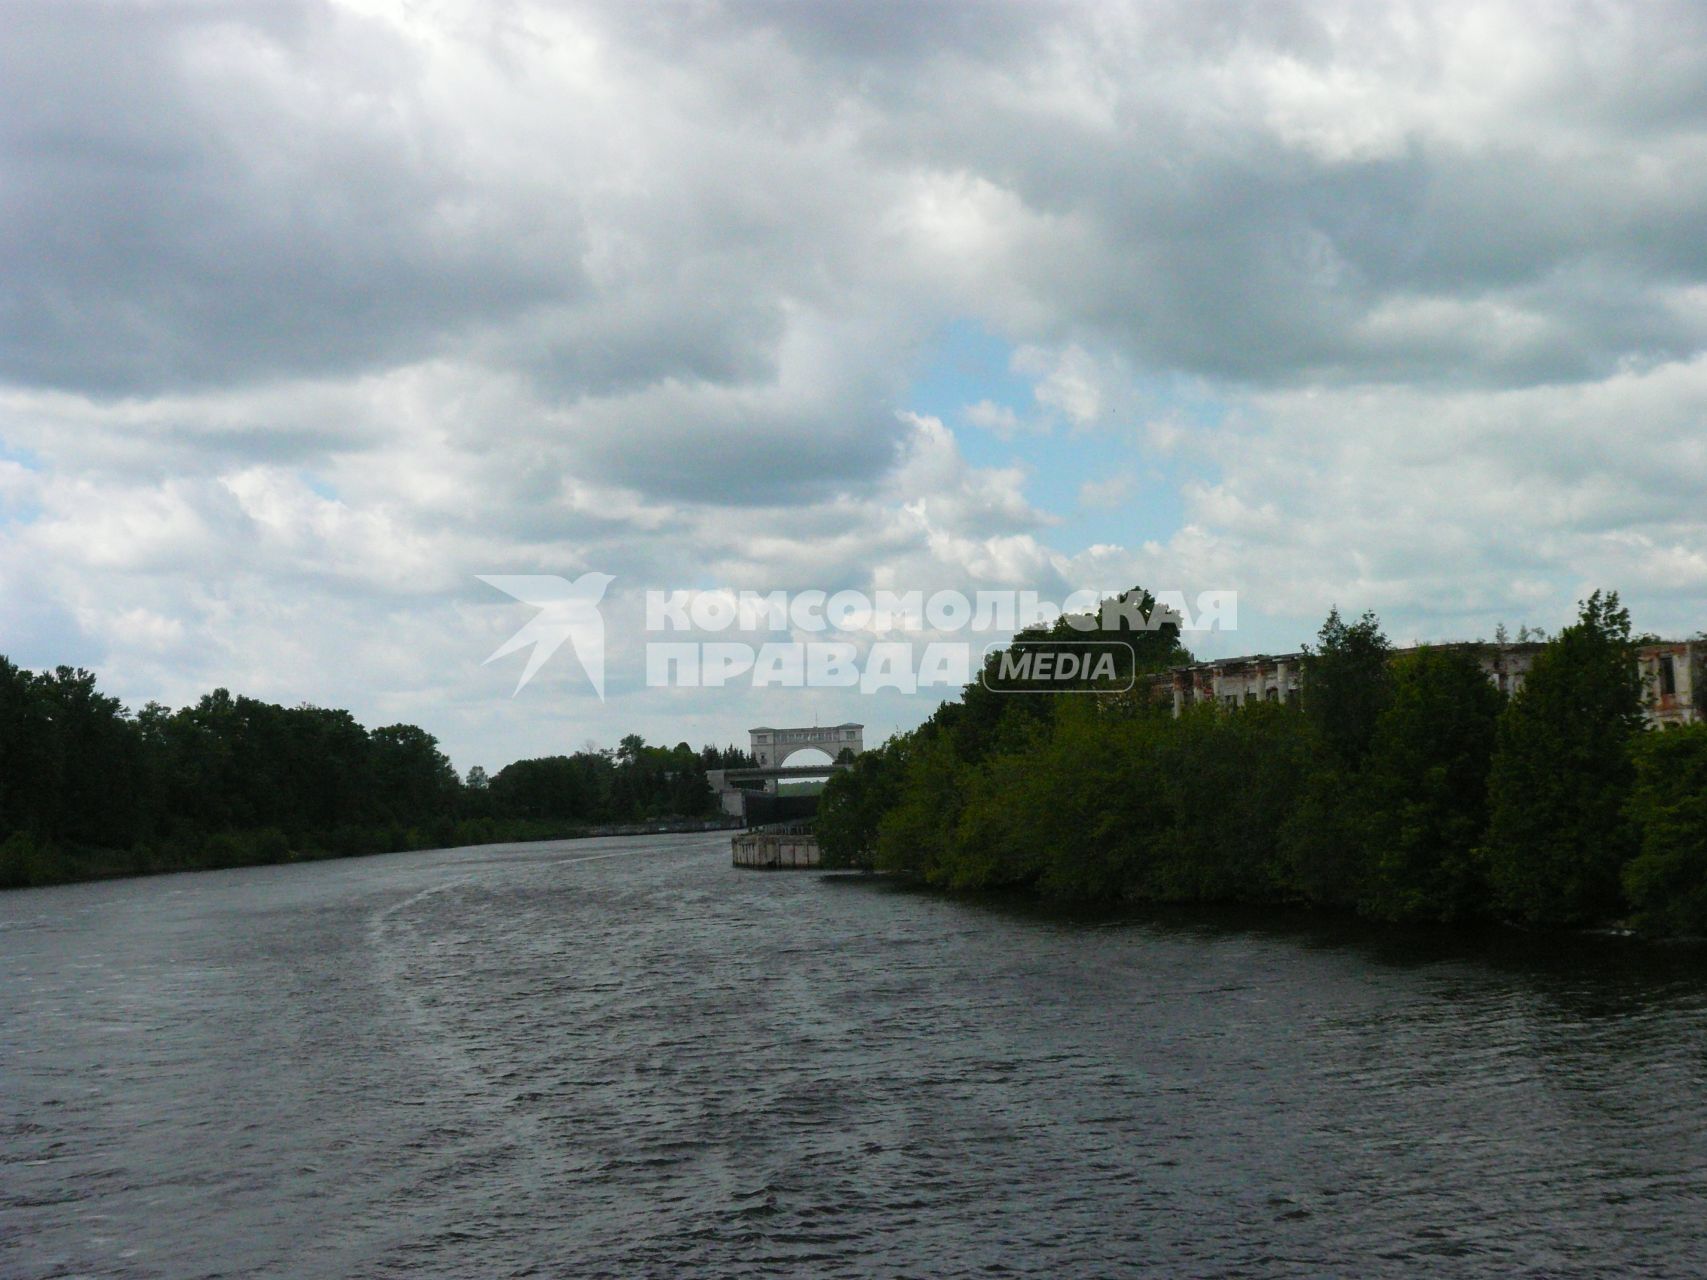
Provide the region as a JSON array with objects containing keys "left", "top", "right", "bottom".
[
  {"left": 820, "top": 588, "right": 1707, "bottom": 937},
  {"left": 0, "top": 811, "right": 738, "bottom": 891}
]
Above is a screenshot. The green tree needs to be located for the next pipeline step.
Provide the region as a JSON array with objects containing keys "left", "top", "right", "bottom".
[
  {"left": 1300, "top": 607, "right": 1393, "bottom": 770},
  {"left": 1153, "top": 700, "right": 1309, "bottom": 903},
  {"left": 1484, "top": 591, "right": 1643, "bottom": 926},
  {"left": 944, "top": 698, "right": 1130, "bottom": 897},
  {"left": 1356, "top": 647, "right": 1504, "bottom": 922},
  {"left": 1622, "top": 724, "right": 1707, "bottom": 936},
  {"left": 1277, "top": 608, "right": 1394, "bottom": 906},
  {"left": 932, "top": 586, "right": 1188, "bottom": 766},
  {"left": 28, "top": 666, "right": 145, "bottom": 850},
  {"left": 0, "top": 649, "right": 750, "bottom": 887},
  {"left": 368, "top": 724, "right": 460, "bottom": 823},
  {"left": 1019, "top": 698, "right": 1168, "bottom": 901},
  {"left": 819, "top": 741, "right": 905, "bottom": 871},
  {"left": 491, "top": 754, "right": 600, "bottom": 821},
  {"left": 874, "top": 732, "right": 969, "bottom": 882},
  {"left": 0, "top": 657, "right": 49, "bottom": 840}
]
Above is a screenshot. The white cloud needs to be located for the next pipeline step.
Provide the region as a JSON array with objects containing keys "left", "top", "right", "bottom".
[
  {"left": 1079, "top": 473, "right": 1137, "bottom": 509},
  {"left": 964, "top": 399, "right": 1023, "bottom": 438},
  {"left": 3, "top": 0, "right": 1707, "bottom": 766},
  {"left": 1015, "top": 344, "right": 1107, "bottom": 429}
]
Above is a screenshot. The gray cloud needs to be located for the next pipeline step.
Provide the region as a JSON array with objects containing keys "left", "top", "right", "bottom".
[
  {"left": 4, "top": 0, "right": 1707, "bottom": 768},
  {"left": 0, "top": 2, "right": 584, "bottom": 394},
  {"left": 15, "top": 0, "right": 1707, "bottom": 403}
]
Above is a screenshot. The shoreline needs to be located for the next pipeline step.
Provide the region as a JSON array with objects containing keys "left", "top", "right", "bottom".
[{"left": 0, "top": 815, "right": 744, "bottom": 891}]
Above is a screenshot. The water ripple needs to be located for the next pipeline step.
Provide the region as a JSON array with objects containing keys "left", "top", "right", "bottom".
[{"left": 3, "top": 834, "right": 1705, "bottom": 1278}]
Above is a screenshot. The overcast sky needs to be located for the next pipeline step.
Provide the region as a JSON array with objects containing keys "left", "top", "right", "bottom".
[{"left": 3, "top": 0, "right": 1706, "bottom": 772}]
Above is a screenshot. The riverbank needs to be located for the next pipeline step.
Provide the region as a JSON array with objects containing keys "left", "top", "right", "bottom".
[
  {"left": 820, "top": 594, "right": 1707, "bottom": 938},
  {"left": 847, "top": 867, "right": 1707, "bottom": 948},
  {"left": 0, "top": 814, "right": 743, "bottom": 890}
]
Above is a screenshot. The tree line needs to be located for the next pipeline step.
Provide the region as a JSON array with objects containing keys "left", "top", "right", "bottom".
[
  {"left": 0, "top": 657, "right": 748, "bottom": 888},
  {"left": 819, "top": 589, "right": 1707, "bottom": 937}
]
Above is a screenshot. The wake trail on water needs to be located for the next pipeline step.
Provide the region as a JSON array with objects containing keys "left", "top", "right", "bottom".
[{"left": 339, "top": 839, "right": 686, "bottom": 1273}]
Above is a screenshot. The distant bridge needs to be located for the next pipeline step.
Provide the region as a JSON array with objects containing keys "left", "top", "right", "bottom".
[
  {"left": 709, "top": 763, "right": 853, "bottom": 790},
  {"left": 749, "top": 722, "right": 864, "bottom": 767},
  {"left": 708, "top": 723, "right": 866, "bottom": 822}
]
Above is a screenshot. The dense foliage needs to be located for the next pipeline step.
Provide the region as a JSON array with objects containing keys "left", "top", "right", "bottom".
[
  {"left": 1484, "top": 591, "right": 1644, "bottom": 926},
  {"left": 820, "top": 589, "right": 1707, "bottom": 936},
  {"left": 819, "top": 586, "right": 1190, "bottom": 881},
  {"left": 1622, "top": 724, "right": 1707, "bottom": 936},
  {"left": 1356, "top": 647, "right": 1504, "bottom": 923},
  {"left": 0, "top": 657, "right": 747, "bottom": 888}
]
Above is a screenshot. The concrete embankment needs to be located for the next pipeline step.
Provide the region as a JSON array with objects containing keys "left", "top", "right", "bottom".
[{"left": 731, "top": 830, "right": 821, "bottom": 869}]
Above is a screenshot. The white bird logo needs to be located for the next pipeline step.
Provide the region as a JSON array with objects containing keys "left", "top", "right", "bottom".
[{"left": 478, "top": 573, "right": 614, "bottom": 699}]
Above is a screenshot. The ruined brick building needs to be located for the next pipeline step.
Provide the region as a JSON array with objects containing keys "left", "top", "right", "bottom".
[{"left": 1155, "top": 639, "right": 1705, "bottom": 728}]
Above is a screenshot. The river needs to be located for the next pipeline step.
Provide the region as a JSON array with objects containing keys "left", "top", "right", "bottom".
[{"left": 3, "top": 832, "right": 1704, "bottom": 1277}]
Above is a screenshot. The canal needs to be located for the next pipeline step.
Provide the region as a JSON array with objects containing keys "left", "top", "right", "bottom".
[{"left": 3, "top": 831, "right": 1704, "bottom": 1277}]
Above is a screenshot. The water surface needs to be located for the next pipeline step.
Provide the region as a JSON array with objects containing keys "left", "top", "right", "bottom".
[{"left": 3, "top": 833, "right": 1704, "bottom": 1277}]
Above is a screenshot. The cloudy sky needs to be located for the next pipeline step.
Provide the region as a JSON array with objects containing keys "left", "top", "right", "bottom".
[{"left": 4, "top": 0, "right": 1706, "bottom": 773}]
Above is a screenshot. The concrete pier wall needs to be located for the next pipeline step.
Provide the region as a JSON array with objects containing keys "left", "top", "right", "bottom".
[{"left": 732, "top": 831, "right": 821, "bottom": 869}]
